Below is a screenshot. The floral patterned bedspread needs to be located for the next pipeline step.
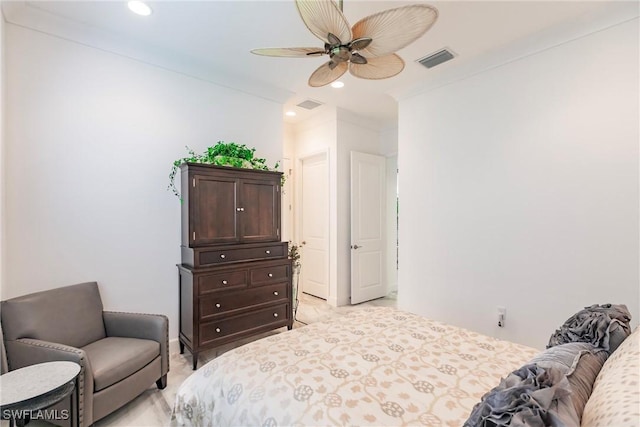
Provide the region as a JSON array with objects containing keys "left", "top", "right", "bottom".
[{"left": 171, "top": 307, "right": 539, "bottom": 427}]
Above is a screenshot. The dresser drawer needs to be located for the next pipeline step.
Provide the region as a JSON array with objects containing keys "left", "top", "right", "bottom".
[
  {"left": 198, "top": 270, "right": 247, "bottom": 294},
  {"left": 199, "top": 283, "right": 288, "bottom": 320},
  {"left": 250, "top": 263, "right": 290, "bottom": 286},
  {"left": 197, "top": 242, "right": 286, "bottom": 266},
  {"left": 199, "top": 304, "right": 290, "bottom": 346}
]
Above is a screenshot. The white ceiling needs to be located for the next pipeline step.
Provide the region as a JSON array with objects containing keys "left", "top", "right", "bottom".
[{"left": 4, "top": 0, "right": 638, "bottom": 128}]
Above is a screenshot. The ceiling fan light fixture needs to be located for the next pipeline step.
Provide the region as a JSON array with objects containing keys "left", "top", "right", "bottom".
[
  {"left": 252, "top": 0, "right": 438, "bottom": 87},
  {"left": 128, "top": 1, "right": 152, "bottom": 16},
  {"left": 331, "top": 81, "right": 345, "bottom": 88}
]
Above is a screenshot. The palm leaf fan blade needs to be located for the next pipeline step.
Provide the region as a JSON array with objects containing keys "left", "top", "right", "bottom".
[
  {"left": 349, "top": 54, "right": 404, "bottom": 80},
  {"left": 296, "top": 0, "right": 352, "bottom": 45},
  {"left": 309, "top": 61, "right": 348, "bottom": 87},
  {"left": 251, "top": 47, "right": 325, "bottom": 57},
  {"left": 352, "top": 5, "right": 438, "bottom": 58}
]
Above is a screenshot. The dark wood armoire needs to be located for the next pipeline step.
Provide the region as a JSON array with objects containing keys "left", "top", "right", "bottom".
[{"left": 177, "top": 163, "right": 292, "bottom": 369}]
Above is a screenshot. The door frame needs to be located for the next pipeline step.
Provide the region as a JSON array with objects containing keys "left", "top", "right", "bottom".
[{"left": 295, "top": 148, "right": 331, "bottom": 300}]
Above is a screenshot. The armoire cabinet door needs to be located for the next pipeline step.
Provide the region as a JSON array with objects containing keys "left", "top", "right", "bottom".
[
  {"left": 239, "top": 178, "right": 280, "bottom": 242},
  {"left": 191, "top": 174, "right": 239, "bottom": 245}
]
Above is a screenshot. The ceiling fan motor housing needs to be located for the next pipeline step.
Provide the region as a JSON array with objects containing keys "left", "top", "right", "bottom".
[{"left": 330, "top": 46, "right": 351, "bottom": 62}]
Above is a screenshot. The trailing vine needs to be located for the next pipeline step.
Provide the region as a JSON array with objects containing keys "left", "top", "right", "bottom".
[
  {"left": 168, "top": 141, "right": 281, "bottom": 200},
  {"left": 288, "top": 242, "right": 301, "bottom": 269}
]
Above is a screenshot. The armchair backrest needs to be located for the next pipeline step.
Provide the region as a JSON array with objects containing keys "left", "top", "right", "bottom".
[{"left": 1, "top": 282, "right": 106, "bottom": 349}]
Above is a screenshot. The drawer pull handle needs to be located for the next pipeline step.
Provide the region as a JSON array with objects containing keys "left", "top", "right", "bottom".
[
  {"left": 215, "top": 328, "right": 221, "bottom": 333},
  {"left": 265, "top": 250, "right": 271, "bottom": 254},
  {"left": 220, "top": 254, "right": 226, "bottom": 259},
  {"left": 273, "top": 291, "right": 279, "bottom": 296},
  {"left": 215, "top": 303, "right": 221, "bottom": 308},
  {"left": 268, "top": 273, "right": 273, "bottom": 278},
  {"left": 273, "top": 313, "right": 278, "bottom": 317},
  {"left": 236, "top": 207, "right": 241, "bottom": 212},
  {"left": 222, "top": 280, "right": 228, "bottom": 285}
]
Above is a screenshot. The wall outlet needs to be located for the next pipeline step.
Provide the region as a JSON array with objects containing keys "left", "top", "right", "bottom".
[{"left": 497, "top": 306, "right": 506, "bottom": 328}]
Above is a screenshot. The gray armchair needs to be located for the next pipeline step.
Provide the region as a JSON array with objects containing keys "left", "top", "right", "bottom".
[{"left": 1, "top": 282, "right": 169, "bottom": 427}]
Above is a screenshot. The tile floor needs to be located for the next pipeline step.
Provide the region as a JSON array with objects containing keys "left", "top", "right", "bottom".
[{"left": 21, "top": 291, "right": 397, "bottom": 427}]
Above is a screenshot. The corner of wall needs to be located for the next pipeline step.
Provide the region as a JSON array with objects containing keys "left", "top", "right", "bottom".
[{"left": 0, "top": 8, "right": 6, "bottom": 299}]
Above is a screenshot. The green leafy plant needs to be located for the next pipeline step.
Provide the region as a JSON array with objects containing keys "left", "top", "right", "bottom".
[
  {"left": 288, "top": 242, "right": 301, "bottom": 269},
  {"left": 168, "top": 141, "right": 281, "bottom": 199}
]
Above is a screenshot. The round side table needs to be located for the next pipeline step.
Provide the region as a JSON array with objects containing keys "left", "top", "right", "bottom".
[{"left": 0, "top": 361, "right": 81, "bottom": 427}]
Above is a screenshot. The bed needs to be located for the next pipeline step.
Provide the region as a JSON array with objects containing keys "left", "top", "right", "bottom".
[
  {"left": 171, "top": 306, "right": 539, "bottom": 426},
  {"left": 171, "top": 304, "right": 638, "bottom": 427}
]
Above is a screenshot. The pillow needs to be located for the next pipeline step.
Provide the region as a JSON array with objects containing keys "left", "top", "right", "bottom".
[
  {"left": 529, "top": 342, "right": 608, "bottom": 421},
  {"left": 581, "top": 327, "right": 640, "bottom": 427},
  {"left": 547, "top": 304, "right": 631, "bottom": 353},
  {"left": 463, "top": 364, "right": 579, "bottom": 427}
]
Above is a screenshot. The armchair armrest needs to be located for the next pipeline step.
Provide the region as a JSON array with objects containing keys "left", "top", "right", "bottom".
[
  {"left": 103, "top": 311, "right": 169, "bottom": 376},
  {"left": 5, "top": 338, "right": 94, "bottom": 427}
]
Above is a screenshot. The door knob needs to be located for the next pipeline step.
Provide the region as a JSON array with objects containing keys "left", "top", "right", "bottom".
[{"left": 351, "top": 244, "right": 361, "bottom": 249}]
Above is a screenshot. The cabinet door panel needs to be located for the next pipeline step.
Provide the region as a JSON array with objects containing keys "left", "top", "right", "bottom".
[
  {"left": 239, "top": 178, "right": 280, "bottom": 242},
  {"left": 192, "top": 175, "right": 238, "bottom": 245}
]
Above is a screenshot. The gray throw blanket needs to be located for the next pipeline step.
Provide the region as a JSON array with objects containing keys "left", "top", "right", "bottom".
[
  {"left": 463, "top": 364, "right": 579, "bottom": 427},
  {"left": 547, "top": 304, "right": 631, "bottom": 353}
]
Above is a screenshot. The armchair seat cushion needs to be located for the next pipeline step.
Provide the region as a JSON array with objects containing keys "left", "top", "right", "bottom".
[{"left": 83, "top": 337, "right": 160, "bottom": 391}]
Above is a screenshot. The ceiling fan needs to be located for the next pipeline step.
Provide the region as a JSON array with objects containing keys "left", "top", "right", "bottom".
[{"left": 251, "top": 0, "right": 438, "bottom": 87}]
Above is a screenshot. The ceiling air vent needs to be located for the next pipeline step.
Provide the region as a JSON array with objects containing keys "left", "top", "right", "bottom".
[
  {"left": 417, "top": 48, "right": 455, "bottom": 69},
  {"left": 296, "top": 99, "right": 323, "bottom": 110}
]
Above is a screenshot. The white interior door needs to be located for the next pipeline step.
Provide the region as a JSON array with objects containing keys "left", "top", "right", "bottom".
[
  {"left": 300, "top": 152, "right": 329, "bottom": 299},
  {"left": 351, "top": 151, "right": 386, "bottom": 304}
]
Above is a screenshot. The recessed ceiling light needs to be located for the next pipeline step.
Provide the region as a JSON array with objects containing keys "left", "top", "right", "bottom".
[
  {"left": 331, "top": 81, "right": 344, "bottom": 88},
  {"left": 128, "top": 1, "right": 152, "bottom": 16},
  {"left": 285, "top": 111, "right": 296, "bottom": 117}
]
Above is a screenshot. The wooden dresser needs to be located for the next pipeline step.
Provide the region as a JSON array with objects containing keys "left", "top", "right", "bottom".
[{"left": 177, "top": 163, "right": 292, "bottom": 369}]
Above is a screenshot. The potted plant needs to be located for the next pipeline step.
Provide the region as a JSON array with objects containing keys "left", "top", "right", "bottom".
[
  {"left": 168, "top": 141, "right": 281, "bottom": 200},
  {"left": 288, "top": 242, "right": 302, "bottom": 319}
]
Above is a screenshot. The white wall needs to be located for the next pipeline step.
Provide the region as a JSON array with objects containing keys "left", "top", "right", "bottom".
[
  {"left": 379, "top": 127, "right": 398, "bottom": 157},
  {"left": 380, "top": 127, "right": 398, "bottom": 293},
  {"left": 0, "top": 10, "right": 5, "bottom": 298},
  {"left": 4, "top": 24, "right": 284, "bottom": 339},
  {"left": 398, "top": 19, "right": 639, "bottom": 349}
]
